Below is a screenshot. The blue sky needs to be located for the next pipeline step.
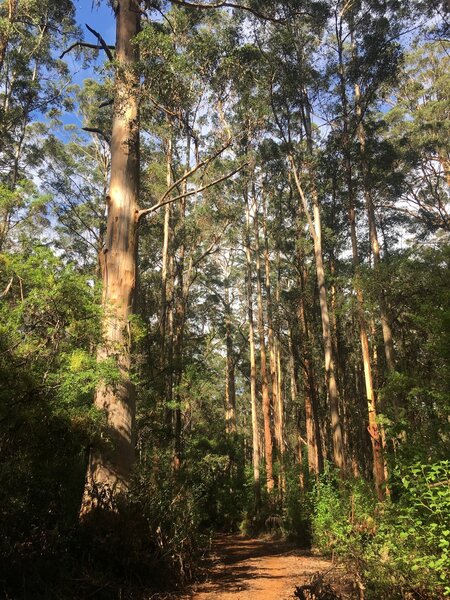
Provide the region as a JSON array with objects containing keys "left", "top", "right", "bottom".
[
  {"left": 58, "top": 1, "right": 116, "bottom": 131},
  {"left": 75, "top": 0, "right": 116, "bottom": 44}
]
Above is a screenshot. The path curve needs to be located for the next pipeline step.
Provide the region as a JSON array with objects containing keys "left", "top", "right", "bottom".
[{"left": 183, "top": 534, "right": 332, "bottom": 600}]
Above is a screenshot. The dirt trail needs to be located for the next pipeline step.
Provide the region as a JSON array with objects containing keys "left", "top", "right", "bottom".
[{"left": 183, "top": 534, "right": 333, "bottom": 600}]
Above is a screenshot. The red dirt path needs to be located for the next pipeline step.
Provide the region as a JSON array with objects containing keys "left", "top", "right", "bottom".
[{"left": 181, "top": 534, "right": 333, "bottom": 600}]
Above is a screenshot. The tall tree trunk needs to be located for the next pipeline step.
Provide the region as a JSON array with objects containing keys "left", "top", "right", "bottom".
[
  {"left": 290, "top": 87, "right": 345, "bottom": 471},
  {"left": 337, "top": 36, "right": 386, "bottom": 496},
  {"left": 274, "top": 252, "right": 286, "bottom": 490},
  {"left": 172, "top": 133, "right": 190, "bottom": 470},
  {"left": 81, "top": 0, "right": 139, "bottom": 515},
  {"left": 253, "top": 192, "right": 275, "bottom": 493},
  {"left": 297, "top": 261, "right": 324, "bottom": 475},
  {"left": 224, "top": 267, "right": 237, "bottom": 433},
  {"left": 160, "top": 136, "right": 172, "bottom": 361},
  {"left": 245, "top": 189, "right": 261, "bottom": 509},
  {"left": 262, "top": 195, "right": 282, "bottom": 470},
  {"left": 290, "top": 159, "right": 345, "bottom": 472},
  {"left": 160, "top": 135, "right": 175, "bottom": 430},
  {"left": 346, "top": 168, "right": 386, "bottom": 498},
  {"left": 355, "top": 83, "right": 396, "bottom": 374}
]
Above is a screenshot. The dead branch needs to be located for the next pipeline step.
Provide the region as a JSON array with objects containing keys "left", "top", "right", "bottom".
[
  {"left": 82, "top": 127, "right": 110, "bottom": 143},
  {"left": 85, "top": 24, "right": 114, "bottom": 61},
  {"left": 98, "top": 99, "right": 114, "bottom": 108},
  {"left": 59, "top": 42, "right": 108, "bottom": 60}
]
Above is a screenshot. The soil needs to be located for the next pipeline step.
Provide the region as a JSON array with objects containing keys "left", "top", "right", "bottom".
[{"left": 177, "top": 534, "right": 351, "bottom": 600}]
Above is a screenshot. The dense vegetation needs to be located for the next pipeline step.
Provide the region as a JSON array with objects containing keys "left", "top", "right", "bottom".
[{"left": 0, "top": 0, "right": 449, "bottom": 598}]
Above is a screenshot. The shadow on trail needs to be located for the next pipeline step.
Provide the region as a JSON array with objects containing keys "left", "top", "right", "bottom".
[{"left": 188, "top": 534, "right": 312, "bottom": 597}]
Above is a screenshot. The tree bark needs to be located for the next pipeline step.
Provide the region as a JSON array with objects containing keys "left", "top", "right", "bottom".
[
  {"left": 274, "top": 252, "right": 286, "bottom": 491},
  {"left": 172, "top": 133, "right": 191, "bottom": 470},
  {"left": 337, "top": 42, "right": 386, "bottom": 497},
  {"left": 253, "top": 191, "right": 275, "bottom": 493},
  {"left": 290, "top": 159, "right": 345, "bottom": 472},
  {"left": 245, "top": 188, "right": 261, "bottom": 509},
  {"left": 81, "top": 0, "right": 140, "bottom": 515},
  {"left": 355, "top": 83, "right": 396, "bottom": 374},
  {"left": 262, "top": 195, "right": 282, "bottom": 471},
  {"left": 160, "top": 136, "right": 172, "bottom": 361},
  {"left": 297, "top": 261, "right": 324, "bottom": 475},
  {"left": 224, "top": 266, "right": 237, "bottom": 434}
]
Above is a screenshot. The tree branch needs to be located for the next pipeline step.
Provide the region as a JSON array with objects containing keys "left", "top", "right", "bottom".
[
  {"left": 85, "top": 24, "right": 115, "bottom": 62},
  {"left": 288, "top": 154, "right": 316, "bottom": 242},
  {"left": 145, "top": 94, "right": 199, "bottom": 145},
  {"left": 191, "top": 221, "right": 232, "bottom": 271},
  {"left": 82, "top": 127, "right": 110, "bottom": 143},
  {"left": 59, "top": 41, "right": 109, "bottom": 60},
  {"left": 98, "top": 99, "right": 114, "bottom": 108},
  {"left": 137, "top": 162, "right": 246, "bottom": 220},
  {"left": 154, "top": 139, "right": 232, "bottom": 209},
  {"left": 169, "top": 0, "right": 296, "bottom": 23},
  {"left": 0, "top": 277, "right": 13, "bottom": 298}
]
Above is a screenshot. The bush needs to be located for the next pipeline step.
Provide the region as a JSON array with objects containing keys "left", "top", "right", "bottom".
[{"left": 311, "top": 462, "right": 450, "bottom": 599}]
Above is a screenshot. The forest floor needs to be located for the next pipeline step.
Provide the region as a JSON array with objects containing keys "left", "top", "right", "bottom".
[{"left": 175, "top": 534, "right": 355, "bottom": 600}]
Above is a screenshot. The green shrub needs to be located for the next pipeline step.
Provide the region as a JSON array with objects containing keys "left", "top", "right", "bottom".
[{"left": 311, "top": 462, "right": 450, "bottom": 599}]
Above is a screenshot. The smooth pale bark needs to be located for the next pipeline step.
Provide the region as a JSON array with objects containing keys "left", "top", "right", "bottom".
[
  {"left": 81, "top": 0, "right": 139, "bottom": 515},
  {"left": 288, "top": 330, "right": 298, "bottom": 410},
  {"left": 166, "top": 250, "right": 175, "bottom": 425},
  {"left": 329, "top": 256, "right": 342, "bottom": 391},
  {"left": 245, "top": 191, "right": 261, "bottom": 508},
  {"left": 276, "top": 341, "right": 282, "bottom": 439},
  {"left": 162, "top": 138, "right": 175, "bottom": 428},
  {"left": 253, "top": 195, "right": 275, "bottom": 493},
  {"left": 288, "top": 329, "right": 308, "bottom": 486},
  {"left": 160, "top": 136, "right": 176, "bottom": 427},
  {"left": 337, "top": 27, "right": 385, "bottom": 492},
  {"left": 290, "top": 158, "right": 345, "bottom": 472},
  {"left": 160, "top": 137, "right": 172, "bottom": 359},
  {"left": 224, "top": 272, "right": 237, "bottom": 434}
]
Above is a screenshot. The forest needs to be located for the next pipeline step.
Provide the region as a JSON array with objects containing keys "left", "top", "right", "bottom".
[{"left": 0, "top": 0, "right": 449, "bottom": 598}]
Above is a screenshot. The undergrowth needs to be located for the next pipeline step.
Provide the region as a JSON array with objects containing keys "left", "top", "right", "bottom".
[{"left": 311, "top": 461, "right": 450, "bottom": 599}]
